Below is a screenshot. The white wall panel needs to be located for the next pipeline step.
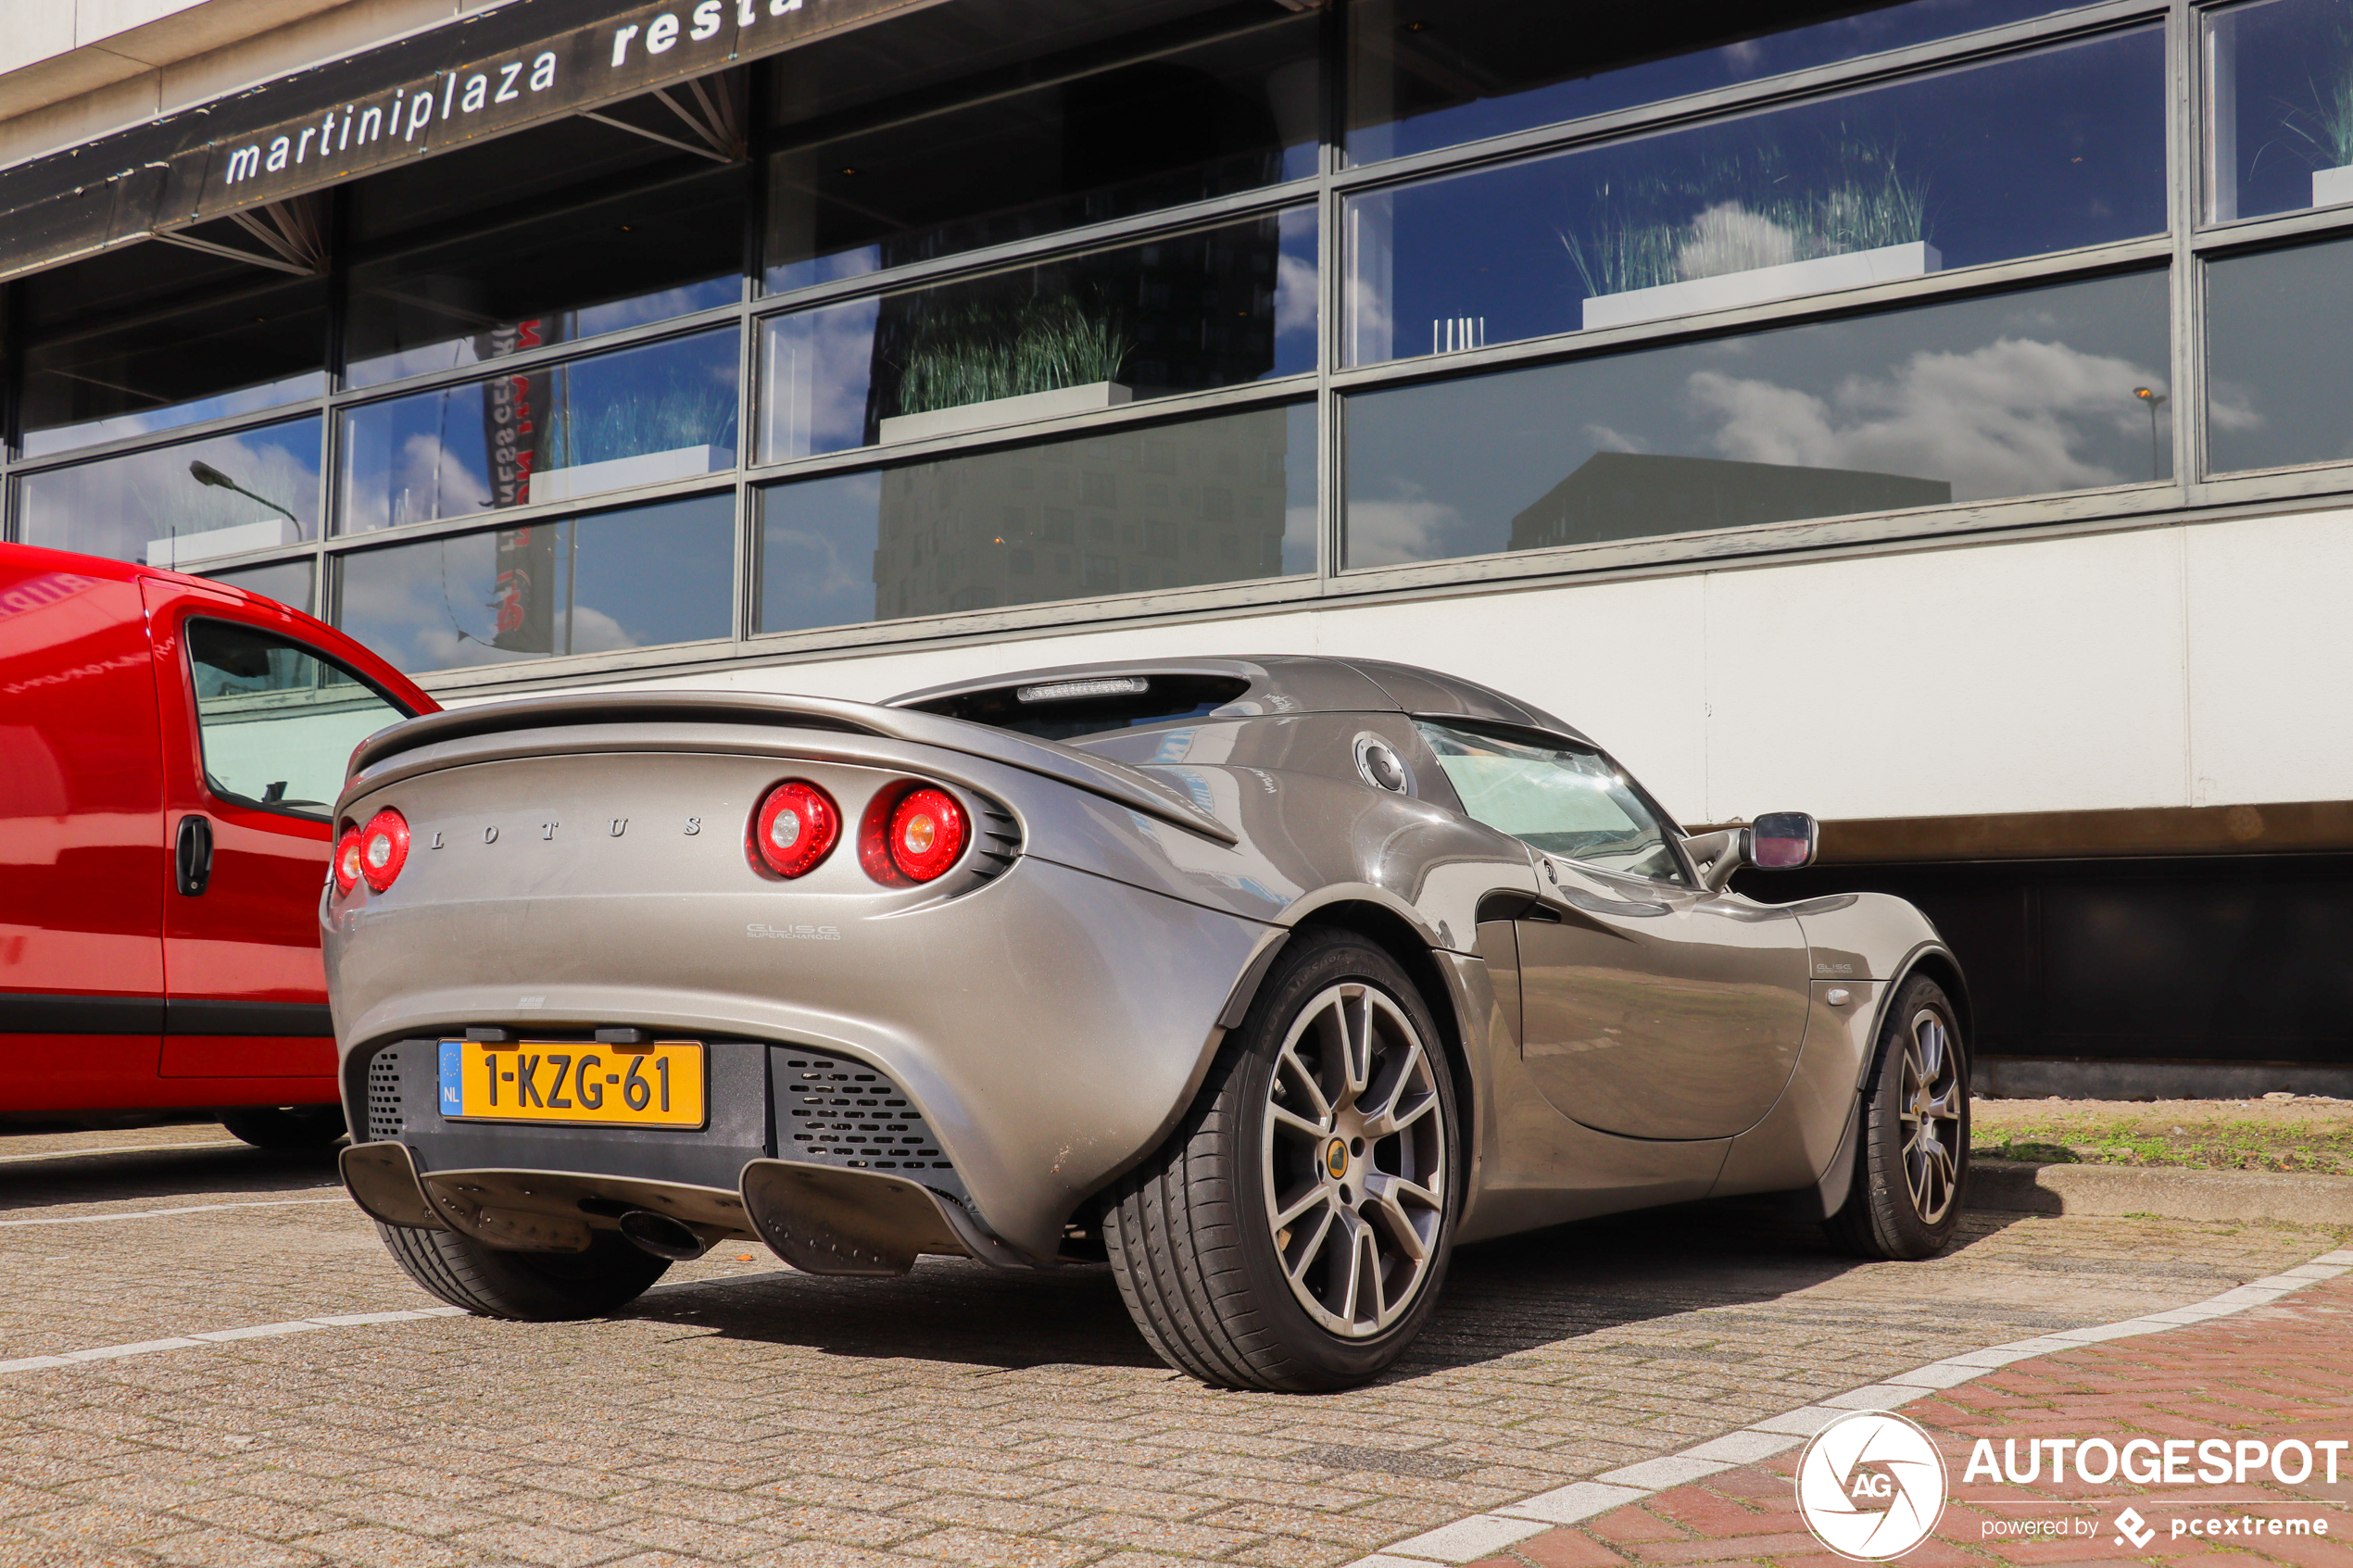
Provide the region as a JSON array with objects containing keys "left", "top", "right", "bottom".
[
  {"left": 1700, "top": 530, "right": 2190, "bottom": 822},
  {"left": 590, "top": 512, "right": 2353, "bottom": 825},
  {"left": 2184, "top": 508, "right": 2353, "bottom": 806}
]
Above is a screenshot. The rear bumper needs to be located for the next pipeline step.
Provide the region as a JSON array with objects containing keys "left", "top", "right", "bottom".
[{"left": 334, "top": 858, "right": 1272, "bottom": 1260}]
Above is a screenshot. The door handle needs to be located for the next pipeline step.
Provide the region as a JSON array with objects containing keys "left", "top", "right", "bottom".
[{"left": 175, "top": 813, "right": 214, "bottom": 897}]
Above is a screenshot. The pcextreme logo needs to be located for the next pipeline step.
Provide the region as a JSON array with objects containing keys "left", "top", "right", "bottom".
[{"left": 1796, "top": 1411, "right": 1948, "bottom": 1561}]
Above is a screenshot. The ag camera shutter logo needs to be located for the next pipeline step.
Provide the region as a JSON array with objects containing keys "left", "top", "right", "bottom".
[{"left": 1796, "top": 1411, "right": 1948, "bottom": 1560}]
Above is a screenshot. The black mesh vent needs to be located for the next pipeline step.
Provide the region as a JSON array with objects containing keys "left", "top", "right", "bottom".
[
  {"left": 366, "top": 1049, "right": 404, "bottom": 1142},
  {"left": 774, "top": 1048, "right": 963, "bottom": 1197}
]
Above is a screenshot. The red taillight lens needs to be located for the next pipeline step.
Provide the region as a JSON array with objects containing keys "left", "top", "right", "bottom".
[
  {"left": 750, "top": 780, "right": 841, "bottom": 879},
  {"left": 333, "top": 825, "right": 363, "bottom": 896},
  {"left": 359, "top": 809, "right": 410, "bottom": 893},
  {"left": 862, "top": 784, "right": 968, "bottom": 884}
]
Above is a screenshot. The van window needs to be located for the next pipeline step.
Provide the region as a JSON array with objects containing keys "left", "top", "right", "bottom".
[{"left": 186, "top": 620, "right": 411, "bottom": 819}]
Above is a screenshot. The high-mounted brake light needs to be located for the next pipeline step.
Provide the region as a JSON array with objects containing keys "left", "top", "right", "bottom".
[
  {"left": 359, "top": 809, "right": 410, "bottom": 893},
  {"left": 333, "top": 823, "right": 363, "bottom": 896},
  {"left": 861, "top": 784, "right": 968, "bottom": 884},
  {"left": 750, "top": 780, "right": 841, "bottom": 879}
]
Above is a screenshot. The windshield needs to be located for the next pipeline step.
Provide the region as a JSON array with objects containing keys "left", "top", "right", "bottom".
[{"left": 1416, "top": 720, "right": 1686, "bottom": 884}]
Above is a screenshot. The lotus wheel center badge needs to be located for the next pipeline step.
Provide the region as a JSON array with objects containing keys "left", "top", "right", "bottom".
[{"left": 1325, "top": 1139, "right": 1350, "bottom": 1180}]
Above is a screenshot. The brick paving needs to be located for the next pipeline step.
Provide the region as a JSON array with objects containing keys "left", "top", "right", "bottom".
[
  {"left": 0, "top": 1135, "right": 2346, "bottom": 1567},
  {"left": 1466, "top": 1278, "right": 2353, "bottom": 1568}
]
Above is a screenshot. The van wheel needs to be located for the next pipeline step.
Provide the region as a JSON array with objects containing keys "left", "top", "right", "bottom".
[
  {"left": 1825, "top": 975, "right": 1969, "bottom": 1260},
  {"left": 1103, "top": 931, "right": 1459, "bottom": 1392},
  {"left": 374, "top": 1223, "right": 669, "bottom": 1321},
  {"left": 220, "top": 1104, "right": 346, "bottom": 1150}
]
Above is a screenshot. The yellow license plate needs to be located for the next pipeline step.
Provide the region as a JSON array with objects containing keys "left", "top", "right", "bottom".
[{"left": 438, "top": 1039, "right": 706, "bottom": 1128}]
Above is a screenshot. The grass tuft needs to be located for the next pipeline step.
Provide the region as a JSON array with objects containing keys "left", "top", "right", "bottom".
[
  {"left": 1563, "top": 139, "right": 1926, "bottom": 297},
  {"left": 891, "top": 292, "right": 1134, "bottom": 418}
]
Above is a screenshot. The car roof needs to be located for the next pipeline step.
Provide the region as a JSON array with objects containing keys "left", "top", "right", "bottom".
[
  {"left": 2, "top": 539, "right": 277, "bottom": 611},
  {"left": 885, "top": 655, "right": 1589, "bottom": 742}
]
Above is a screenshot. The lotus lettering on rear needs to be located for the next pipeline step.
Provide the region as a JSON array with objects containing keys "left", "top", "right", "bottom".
[{"left": 748, "top": 922, "right": 841, "bottom": 942}]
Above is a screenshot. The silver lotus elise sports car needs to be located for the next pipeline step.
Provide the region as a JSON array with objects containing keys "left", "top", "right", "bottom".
[{"left": 327, "top": 657, "right": 1969, "bottom": 1390}]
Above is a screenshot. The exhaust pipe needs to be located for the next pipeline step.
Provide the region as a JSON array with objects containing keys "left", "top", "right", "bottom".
[{"left": 616, "top": 1208, "right": 711, "bottom": 1261}]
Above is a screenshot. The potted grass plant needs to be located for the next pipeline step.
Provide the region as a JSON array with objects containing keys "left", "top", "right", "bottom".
[
  {"left": 2287, "top": 53, "right": 2353, "bottom": 207},
  {"left": 1567, "top": 141, "right": 1936, "bottom": 331},
  {"left": 532, "top": 384, "right": 738, "bottom": 503},
  {"left": 879, "top": 291, "right": 1136, "bottom": 443}
]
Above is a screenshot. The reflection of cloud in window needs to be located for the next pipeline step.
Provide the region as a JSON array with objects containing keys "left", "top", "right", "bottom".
[
  {"left": 1277, "top": 250, "right": 1317, "bottom": 339},
  {"left": 395, "top": 431, "right": 491, "bottom": 528},
  {"left": 567, "top": 606, "right": 639, "bottom": 655},
  {"left": 1684, "top": 337, "right": 2171, "bottom": 501},
  {"left": 1345, "top": 483, "right": 1470, "bottom": 568},
  {"left": 22, "top": 429, "right": 320, "bottom": 560}
]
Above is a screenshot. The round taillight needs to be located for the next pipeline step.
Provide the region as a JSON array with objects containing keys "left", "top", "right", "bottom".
[
  {"left": 333, "top": 825, "right": 363, "bottom": 896},
  {"left": 862, "top": 784, "right": 968, "bottom": 884},
  {"left": 359, "top": 809, "right": 410, "bottom": 893},
  {"left": 750, "top": 780, "right": 841, "bottom": 879}
]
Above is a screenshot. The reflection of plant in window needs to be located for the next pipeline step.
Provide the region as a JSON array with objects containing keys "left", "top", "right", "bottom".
[
  {"left": 547, "top": 384, "right": 737, "bottom": 467},
  {"left": 890, "top": 292, "right": 1135, "bottom": 416},
  {"left": 2275, "top": 7, "right": 2353, "bottom": 169},
  {"left": 1563, "top": 140, "right": 1926, "bottom": 296}
]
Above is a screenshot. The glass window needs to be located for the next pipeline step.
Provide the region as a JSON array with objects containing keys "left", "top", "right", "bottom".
[
  {"left": 759, "top": 403, "right": 1315, "bottom": 633},
  {"left": 1347, "top": 0, "right": 2089, "bottom": 165},
  {"left": 19, "top": 419, "right": 322, "bottom": 568},
  {"left": 345, "top": 167, "right": 743, "bottom": 388},
  {"left": 2206, "top": 0, "right": 2353, "bottom": 222},
  {"left": 1416, "top": 720, "right": 1686, "bottom": 884},
  {"left": 1345, "top": 28, "right": 2164, "bottom": 365},
  {"left": 761, "top": 211, "right": 1315, "bottom": 460},
  {"left": 204, "top": 558, "right": 316, "bottom": 615},
  {"left": 764, "top": 17, "right": 1317, "bottom": 295},
  {"left": 21, "top": 272, "right": 326, "bottom": 458},
  {"left": 2205, "top": 235, "right": 2353, "bottom": 475},
  {"left": 337, "top": 329, "right": 738, "bottom": 533},
  {"left": 1344, "top": 270, "right": 2169, "bottom": 569},
  {"left": 186, "top": 619, "right": 412, "bottom": 819},
  {"left": 335, "top": 494, "right": 736, "bottom": 675}
]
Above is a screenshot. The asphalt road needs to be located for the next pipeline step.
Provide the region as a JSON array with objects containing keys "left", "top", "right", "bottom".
[{"left": 0, "top": 1129, "right": 2342, "bottom": 1568}]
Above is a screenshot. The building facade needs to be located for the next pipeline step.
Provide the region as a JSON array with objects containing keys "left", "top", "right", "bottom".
[{"left": 3, "top": 0, "right": 2349, "bottom": 1092}]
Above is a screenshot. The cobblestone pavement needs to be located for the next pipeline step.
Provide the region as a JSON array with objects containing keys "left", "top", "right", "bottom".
[
  {"left": 1469, "top": 1275, "right": 2353, "bottom": 1568},
  {"left": 1, "top": 1134, "right": 2345, "bottom": 1568}
]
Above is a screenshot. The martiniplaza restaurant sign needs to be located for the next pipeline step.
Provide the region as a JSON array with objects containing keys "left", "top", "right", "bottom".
[{"left": 0, "top": 0, "right": 944, "bottom": 283}]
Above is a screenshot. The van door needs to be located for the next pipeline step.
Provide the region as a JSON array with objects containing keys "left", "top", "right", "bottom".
[
  {"left": 145, "top": 581, "right": 414, "bottom": 1084},
  {"left": 0, "top": 562, "right": 166, "bottom": 1110}
]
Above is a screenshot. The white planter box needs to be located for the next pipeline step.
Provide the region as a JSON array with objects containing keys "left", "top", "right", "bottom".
[
  {"left": 880, "top": 382, "right": 1131, "bottom": 445},
  {"left": 529, "top": 444, "right": 730, "bottom": 504},
  {"left": 2313, "top": 165, "right": 2353, "bottom": 208},
  {"left": 145, "top": 517, "right": 301, "bottom": 569},
  {"left": 1581, "top": 242, "right": 1943, "bottom": 332}
]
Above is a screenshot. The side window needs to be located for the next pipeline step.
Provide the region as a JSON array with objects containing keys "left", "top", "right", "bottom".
[
  {"left": 186, "top": 619, "right": 412, "bottom": 820},
  {"left": 1416, "top": 720, "right": 1687, "bottom": 884}
]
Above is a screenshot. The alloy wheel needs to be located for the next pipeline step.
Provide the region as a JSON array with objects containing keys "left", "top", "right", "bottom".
[
  {"left": 1899, "top": 1009, "right": 1963, "bottom": 1224},
  {"left": 1261, "top": 983, "right": 1447, "bottom": 1337}
]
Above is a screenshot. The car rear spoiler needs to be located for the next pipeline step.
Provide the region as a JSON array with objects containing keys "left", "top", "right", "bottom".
[{"left": 342, "top": 691, "right": 1239, "bottom": 845}]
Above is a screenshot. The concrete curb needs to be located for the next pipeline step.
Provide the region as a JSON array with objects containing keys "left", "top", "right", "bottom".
[{"left": 1967, "top": 1156, "right": 2353, "bottom": 1224}]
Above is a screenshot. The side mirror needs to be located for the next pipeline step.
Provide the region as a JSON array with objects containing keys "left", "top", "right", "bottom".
[{"left": 1745, "top": 811, "right": 1818, "bottom": 870}]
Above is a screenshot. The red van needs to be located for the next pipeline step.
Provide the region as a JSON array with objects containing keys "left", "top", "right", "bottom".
[{"left": 0, "top": 544, "right": 435, "bottom": 1147}]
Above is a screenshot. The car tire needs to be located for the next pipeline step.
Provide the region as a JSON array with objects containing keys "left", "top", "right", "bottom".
[
  {"left": 1825, "top": 974, "right": 1969, "bottom": 1261},
  {"left": 1103, "top": 930, "right": 1460, "bottom": 1392},
  {"left": 220, "top": 1104, "right": 347, "bottom": 1150},
  {"left": 373, "top": 1222, "right": 670, "bottom": 1321}
]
